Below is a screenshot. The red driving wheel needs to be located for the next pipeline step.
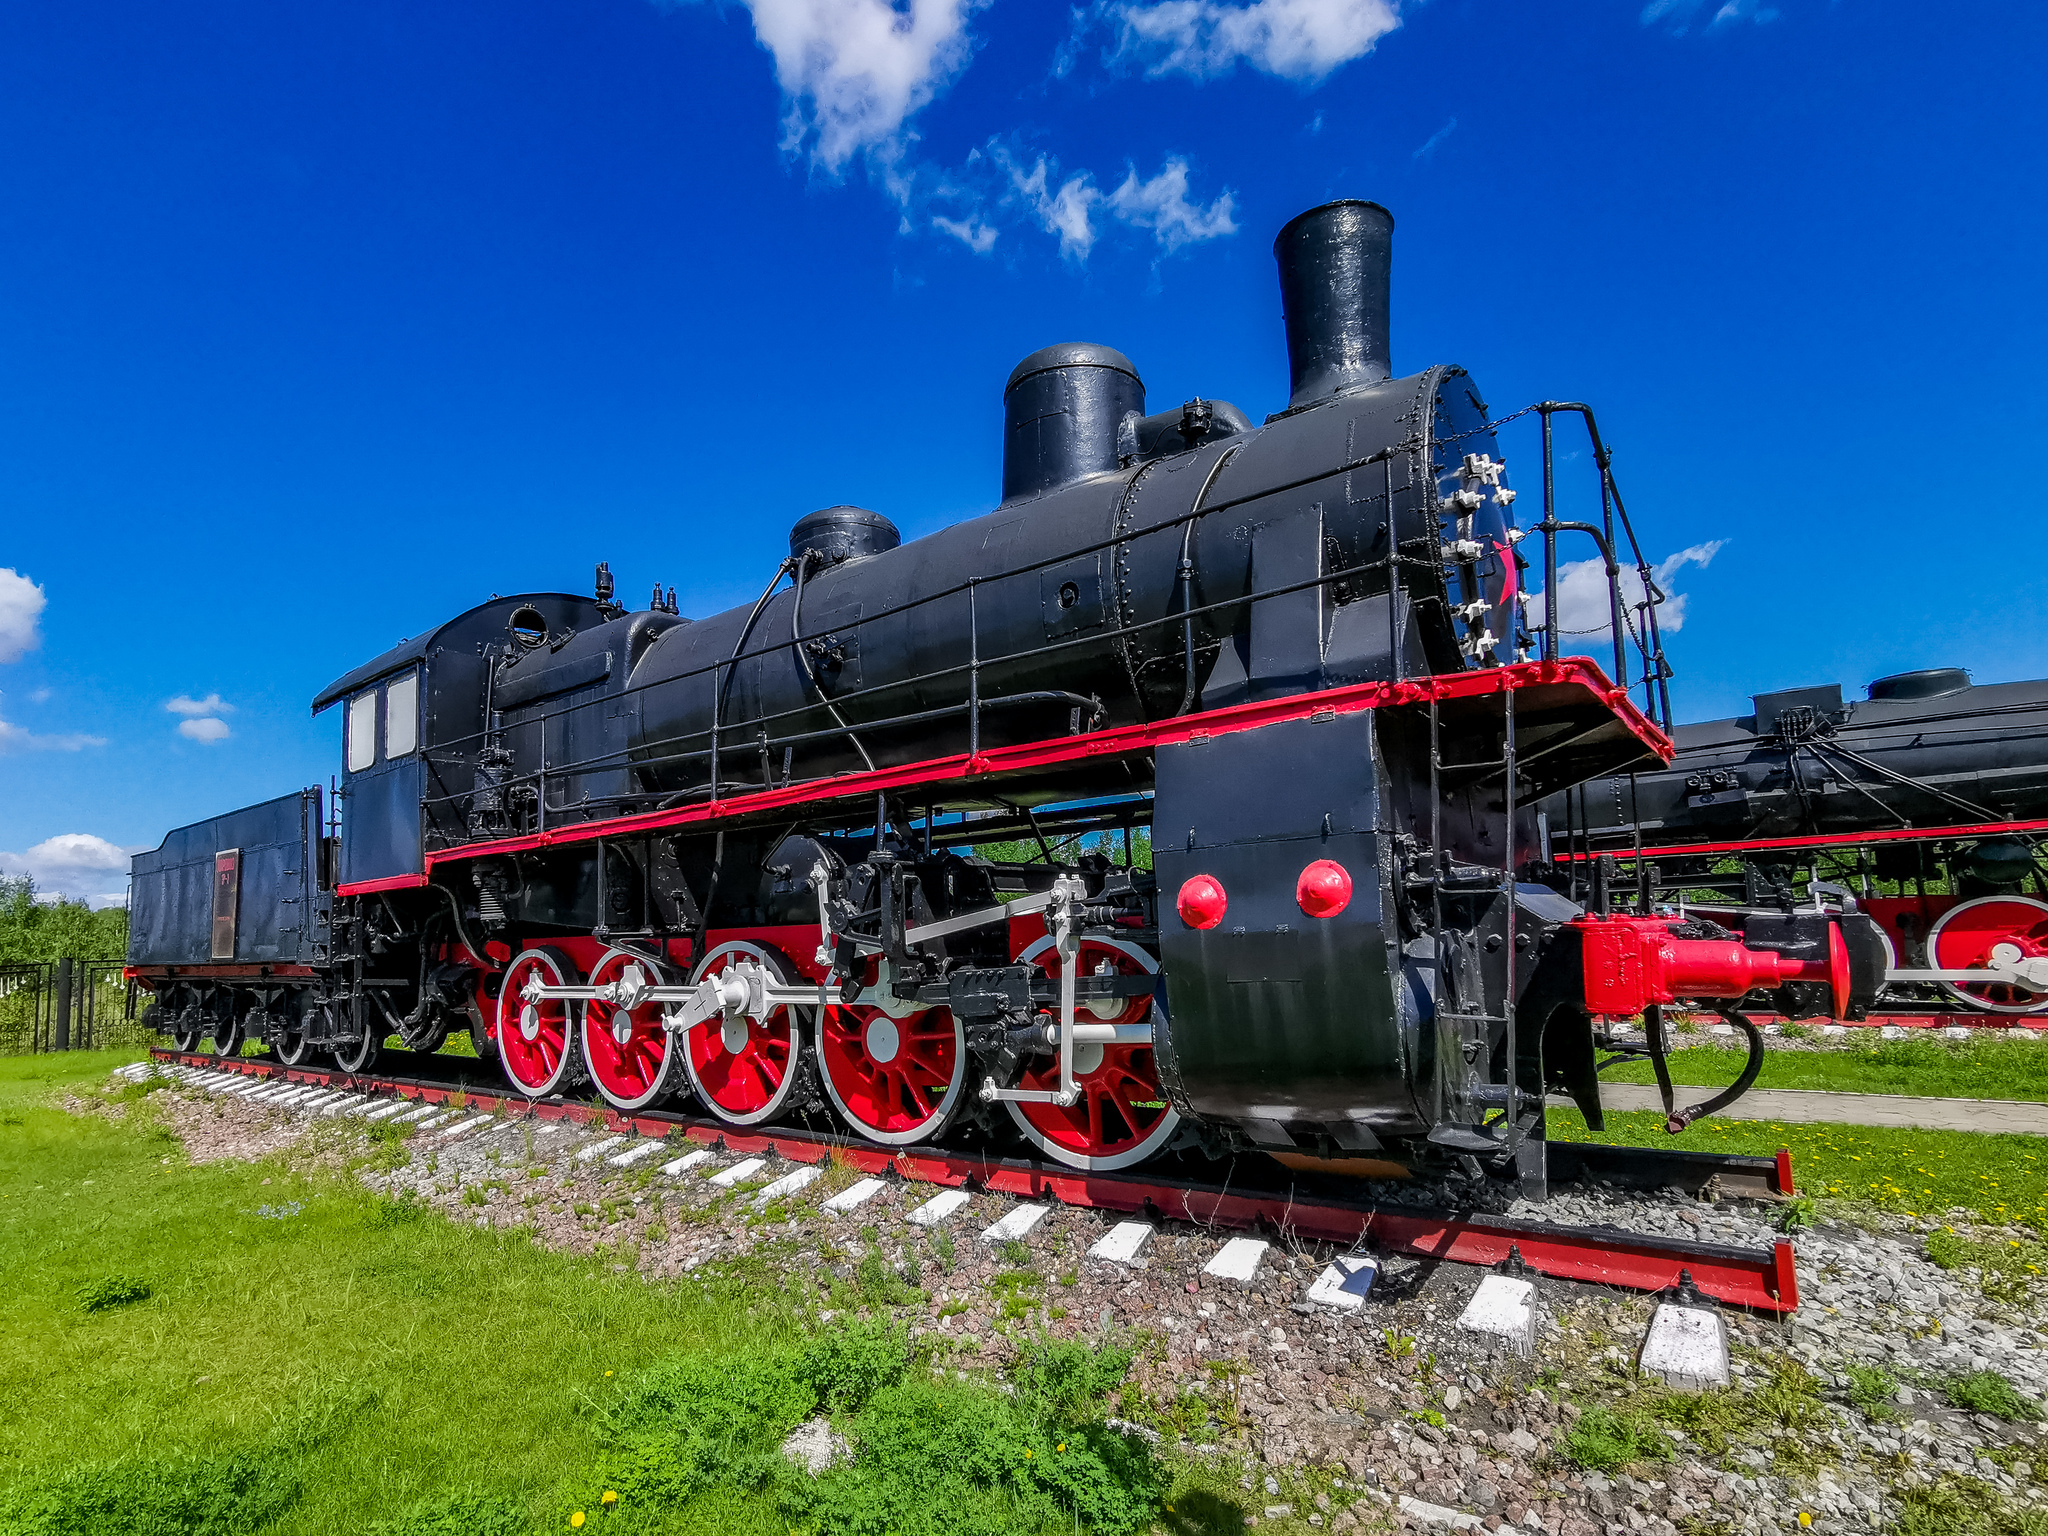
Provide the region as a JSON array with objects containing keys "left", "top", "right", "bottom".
[
  {"left": 682, "top": 942, "right": 808, "bottom": 1126},
  {"left": 1004, "top": 934, "right": 1179, "bottom": 1171},
  {"left": 1929, "top": 896, "right": 2048, "bottom": 1014},
  {"left": 582, "top": 948, "right": 682, "bottom": 1112},
  {"left": 496, "top": 946, "right": 587, "bottom": 1098},
  {"left": 817, "top": 959, "right": 965, "bottom": 1146}
]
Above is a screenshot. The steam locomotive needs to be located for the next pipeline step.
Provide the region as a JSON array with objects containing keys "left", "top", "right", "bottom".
[
  {"left": 127, "top": 200, "right": 1885, "bottom": 1192},
  {"left": 1538, "top": 669, "right": 2048, "bottom": 1016}
]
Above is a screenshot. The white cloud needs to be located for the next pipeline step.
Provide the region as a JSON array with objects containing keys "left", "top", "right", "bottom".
[
  {"left": 178, "top": 716, "right": 232, "bottom": 744},
  {"left": 723, "top": 0, "right": 988, "bottom": 173},
  {"left": 166, "top": 693, "right": 234, "bottom": 717},
  {"left": 931, "top": 213, "right": 999, "bottom": 253},
  {"left": 1412, "top": 116, "right": 1456, "bottom": 161},
  {"left": 0, "top": 832, "right": 138, "bottom": 908},
  {"left": 0, "top": 568, "right": 46, "bottom": 665},
  {"left": 28, "top": 688, "right": 50, "bottom": 704},
  {"left": 1109, "top": 0, "right": 1401, "bottom": 82},
  {"left": 0, "top": 707, "right": 105, "bottom": 753},
  {"left": 1105, "top": 158, "right": 1238, "bottom": 250},
  {"left": 1641, "top": 0, "right": 1779, "bottom": 29},
  {"left": 1526, "top": 540, "right": 1725, "bottom": 649},
  {"left": 1001, "top": 149, "right": 1235, "bottom": 260}
]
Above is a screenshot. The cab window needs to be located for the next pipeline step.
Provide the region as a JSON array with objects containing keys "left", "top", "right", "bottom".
[
  {"left": 385, "top": 673, "right": 419, "bottom": 758},
  {"left": 346, "top": 691, "right": 377, "bottom": 772}
]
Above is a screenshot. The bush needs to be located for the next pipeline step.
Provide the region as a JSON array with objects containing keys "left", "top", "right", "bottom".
[
  {"left": 1946, "top": 1371, "right": 2042, "bottom": 1423},
  {"left": 76, "top": 1275, "right": 151, "bottom": 1313},
  {"left": 367, "top": 1489, "right": 528, "bottom": 1536},
  {"left": 1845, "top": 1363, "right": 1899, "bottom": 1419},
  {"left": 1562, "top": 1405, "right": 1674, "bottom": 1470},
  {"left": 0, "top": 1451, "right": 299, "bottom": 1536},
  {"left": 797, "top": 1315, "right": 908, "bottom": 1415}
]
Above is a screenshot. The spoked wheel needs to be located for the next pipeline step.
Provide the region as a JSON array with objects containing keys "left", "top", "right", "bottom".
[
  {"left": 683, "top": 942, "right": 809, "bottom": 1126},
  {"left": 496, "top": 946, "right": 587, "bottom": 1098},
  {"left": 583, "top": 948, "right": 682, "bottom": 1113},
  {"left": 272, "top": 1004, "right": 317, "bottom": 1067},
  {"left": 209, "top": 1009, "right": 245, "bottom": 1059},
  {"left": 1929, "top": 896, "right": 2048, "bottom": 1014},
  {"left": 331, "top": 1006, "right": 382, "bottom": 1075},
  {"left": 1003, "top": 934, "right": 1180, "bottom": 1172},
  {"left": 817, "top": 959, "right": 966, "bottom": 1146}
]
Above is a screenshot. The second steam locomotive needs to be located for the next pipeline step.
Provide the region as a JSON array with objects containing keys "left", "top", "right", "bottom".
[{"left": 126, "top": 200, "right": 1885, "bottom": 1192}]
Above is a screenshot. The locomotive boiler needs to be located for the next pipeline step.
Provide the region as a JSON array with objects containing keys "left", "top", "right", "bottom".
[
  {"left": 1539, "top": 668, "right": 2048, "bottom": 1017},
  {"left": 127, "top": 200, "right": 1886, "bottom": 1191}
]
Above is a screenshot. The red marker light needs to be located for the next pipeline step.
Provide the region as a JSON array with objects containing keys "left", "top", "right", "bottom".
[
  {"left": 1176, "top": 874, "right": 1228, "bottom": 930},
  {"left": 1296, "top": 859, "right": 1353, "bottom": 919}
]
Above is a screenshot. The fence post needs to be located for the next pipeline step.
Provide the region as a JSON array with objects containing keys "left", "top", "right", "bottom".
[{"left": 53, "top": 958, "right": 74, "bottom": 1052}]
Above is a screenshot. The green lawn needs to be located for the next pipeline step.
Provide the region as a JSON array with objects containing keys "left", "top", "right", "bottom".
[
  {"left": 0, "top": 1050, "right": 1233, "bottom": 1536},
  {"left": 1550, "top": 1105, "right": 2048, "bottom": 1230},
  {"left": 0, "top": 1050, "right": 793, "bottom": 1533},
  {"left": 1600, "top": 1031, "right": 2048, "bottom": 1103}
]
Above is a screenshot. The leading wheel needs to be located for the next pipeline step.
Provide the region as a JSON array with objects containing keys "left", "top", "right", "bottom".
[
  {"left": 817, "top": 959, "right": 965, "bottom": 1146},
  {"left": 496, "top": 946, "right": 587, "bottom": 1098},
  {"left": 683, "top": 942, "right": 808, "bottom": 1126},
  {"left": 1929, "top": 896, "right": 2048, "bottom": 1014},
  {"left": 583, "top": 948, "right": 682, "bottom": 1113},
  {"left": 1003, "top": 935, "right": 1180, "bottom": 1172}
]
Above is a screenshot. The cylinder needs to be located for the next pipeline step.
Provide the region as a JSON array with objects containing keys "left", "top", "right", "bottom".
[
  {"left": 1275, "top": 200, "right": 1394, "bottom": 411},
  {"left": 1001, "top": 343, "right": 1144, "bottom": 504}
]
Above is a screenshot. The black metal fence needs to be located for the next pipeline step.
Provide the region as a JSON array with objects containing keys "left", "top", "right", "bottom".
[{"left": 0, "top": 959, "right": 137, "bottom": 1054}]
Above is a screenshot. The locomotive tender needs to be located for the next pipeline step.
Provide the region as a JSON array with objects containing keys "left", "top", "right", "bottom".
[
  {"left": 1540, "top": 669, "right": 2048, "bottom": 1018},
  {"left": 129, "top": 200, "right": 1885, "bottom": 1191}
]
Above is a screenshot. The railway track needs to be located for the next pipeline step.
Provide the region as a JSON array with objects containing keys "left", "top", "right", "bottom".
[{"left": 149, "top": 1047, "right": 1804, "bottom": 1313}]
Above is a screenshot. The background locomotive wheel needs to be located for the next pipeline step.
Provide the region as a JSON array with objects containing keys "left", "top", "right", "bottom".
[
  {"left": 1004, "top": 935, "right": 1180, "bottom": 1172},
  {"left": 170, "top": 1004, "right": 202, "bottom": 1055},
  {"left": 582, "top": 948, "right": 681, "bottom": 1112},
  {"left": 1928, "top": 896, "right": 2048, "bottom": 1014},
  {"left": 816, "top": 959, "right": 965, "bottom": 1146},
  {"left": 683, "top": 942, "right": 809, "bottom": 1125},
  {"left": 496, "top": 946, "right": 587, "bottom": 1097}
]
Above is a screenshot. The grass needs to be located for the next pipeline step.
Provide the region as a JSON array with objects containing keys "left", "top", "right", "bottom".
[
  {"left": 0, "top": 1050, "right": 1212, "bottom": 1535},
  {"left": 1603, "top": 1032, "right": 2048, "bottom": 1103},
  {"left": 1547, "top": 1106, "right": 2048, "bottom": 1229}
]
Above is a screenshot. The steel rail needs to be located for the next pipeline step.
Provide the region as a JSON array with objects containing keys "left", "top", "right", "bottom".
[{"left": 154, "top": 1048, "right": 1801, "bottom": 1313}]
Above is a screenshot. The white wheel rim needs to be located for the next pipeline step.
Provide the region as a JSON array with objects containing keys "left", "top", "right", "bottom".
[
  {"left": 1927, "top": 895, "right": 2048, "bottom": 1015},
  {"left": 1003, "top": 933, "right": 1181, "bottom": 1172},
  {"left": 682, "top": 942, "right": 806, "bottom": 1125},
  {"left": 582, "top": 947, "right": 679, "bottom": 1112},
  {"left": 497, "top": 949, "right": 580, "bottom": 1096}
]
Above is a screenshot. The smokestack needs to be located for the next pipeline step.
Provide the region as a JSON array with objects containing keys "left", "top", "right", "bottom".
[
  {"left": 1001, "top": 343, "right": 1145, "bottom": 504},
  {"left": 1274, "top": 200, "right": 1394, "bottom": 412}
]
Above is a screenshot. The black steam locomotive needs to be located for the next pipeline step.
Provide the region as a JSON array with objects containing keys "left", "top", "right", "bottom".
[
  {"left": 128, "top": 200, "right": 1884, "bottom": 1189},
  {"left": 1539, "top": 669, "right": 2048, "bottom": 1017}
]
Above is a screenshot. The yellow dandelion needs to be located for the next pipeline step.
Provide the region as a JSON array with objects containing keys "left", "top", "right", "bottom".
[
  {"left": 1798, "top": 1514, "right": 1813, "bottom": 1528},
  {"left": 1025, "top": 1449, "right": 1034, "bottom": 1458},
  {"left": 605, "top": 1370, "right": 614, "bottom": 1377},
  {"left": 1056, "top": 1443, "right": 1065, "bottom": 1452},
  {"left": 571, "top": 1515, "right": 586, "bottom": 1530},
  {"left": 602, "top": 1491, "right": 618, "bottom": 1507}
]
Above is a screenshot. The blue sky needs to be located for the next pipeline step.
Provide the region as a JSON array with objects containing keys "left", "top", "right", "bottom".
[{"left": 1, "top": 0, "right": 2042, "bottom": 902}]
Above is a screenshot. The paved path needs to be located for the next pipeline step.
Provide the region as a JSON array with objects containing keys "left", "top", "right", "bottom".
[{"left": 1561, "top": 1084, "right": 2048, "bottom": 1135}]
